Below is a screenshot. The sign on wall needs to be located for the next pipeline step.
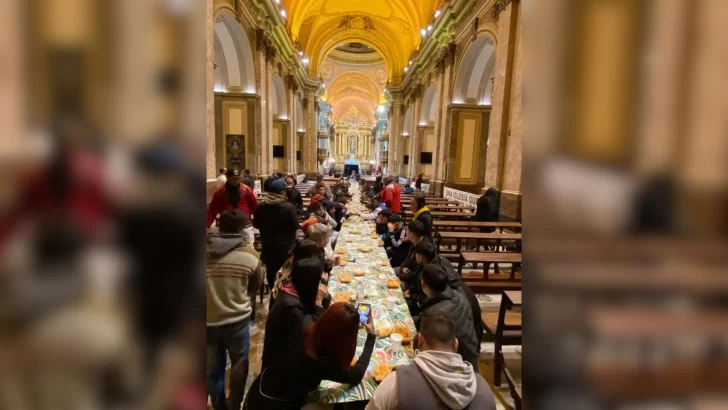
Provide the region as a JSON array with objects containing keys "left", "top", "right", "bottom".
[
  {"left": 296, "top": 174, "right": 305, "bottom": 184},
  {"left": 253, "top": 180, "right": 261, "bottom": 194},
  {"left": 421, "top": 183, "right": 430, "bottom": 193},
  {"left": 443, "top": 187, "right": 480, "bottom": 207}
]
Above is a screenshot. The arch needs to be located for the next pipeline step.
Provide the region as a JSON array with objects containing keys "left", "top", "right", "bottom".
[
  {"left": 402, "top": 107, "right": 412, "bottom": 137},
  {"left": 213, "top": 13, "right": 256, "bottom": 93},
  {"left": 327, "top": 70, "right": 381, "bottom": 106},
  {"left": 419, "top": 84, "right": 438, "bottom": 125},
  {"left": 271, "top": 74, "right": 288, "bottom": 118},
  {"left": 452, "top": 34, "right": 496, "bottom": 104}
]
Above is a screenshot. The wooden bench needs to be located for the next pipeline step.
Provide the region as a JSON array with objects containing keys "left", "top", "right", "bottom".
[
  {"left": 482, "top": 290, "right": 522, "bottom": 387},
  {"left": 433, "top": 220, "right": 522, "bottom": 233},
  {"left": 458, "top": 252, "right": 522, "bottom": 280},
  {"left": 403, "top": 204, "right": 475, "bottom": 212},
  {"left": 437, "top": 231, "right": 522, "bottom": 253},
  {"left": 466, "top": 281, "right": 522, "bottom": 293}
]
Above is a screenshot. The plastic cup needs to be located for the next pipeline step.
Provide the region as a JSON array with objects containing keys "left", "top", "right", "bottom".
[
  {"left": 379, "top": 274, "right": 388, "bottom": 287},
  {"left": 390, "top": 333, "right": 403, "bottom": 353},
  {"left": 386, "top": 296, "right": 397, "bottom": 310}
]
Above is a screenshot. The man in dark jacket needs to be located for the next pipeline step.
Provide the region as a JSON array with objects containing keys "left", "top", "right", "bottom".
[
  {"left": 263, "top": 171, "right": 284, "bottom": 193},
  {"left": 241, "top": 168, "right": 255, "bottom": 190},
  {"left": 383, "top": 214, "right": 409, "bottom": 267},
  {"left": 254, "top": 179, "right": 300, "bottom": 288},
  {"left": 415, "top": 264, "right": 480, "bottom": 371},
  {"left": 396, "top": 221, "right": 431, "bottom": 279},
  {"left": 412, "top": 241, "right": 483, "bottom": 350},
  {"left": 285, "top": 175, "right": 304, "bottom": 215}
]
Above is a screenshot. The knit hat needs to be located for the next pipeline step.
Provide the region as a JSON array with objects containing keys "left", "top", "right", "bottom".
[{"left": 271, "top": 179, "right": 288, "bottom": 192}]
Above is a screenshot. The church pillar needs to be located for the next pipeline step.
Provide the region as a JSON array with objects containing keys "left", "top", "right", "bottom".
[
  {"left": 484, "top": 0, "right": 520, "bottom": 215},
  {"left": 409, "top": 90, "right": 422, "bottom": 179},
  {"left": 286, "top": 77, "right": 298, "bottom": 173},
  {"left": 432, "top": 46, "right": 456, "bottom": 195},
  {"left": 303, "top": 88, "right": 318, "bottom": 177},
  {"left": 388, "top": 91, "right": 403, "bottom": 176},
  {"left": 206, "top": 0, "right": 215, "bottom": 179},
  {"left": 254, "top": 30, "right": 270, "bottom": 176}
]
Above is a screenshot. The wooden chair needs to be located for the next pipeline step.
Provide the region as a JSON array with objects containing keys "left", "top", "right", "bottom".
[{"left": 481, "top": 290, "right": 522, "bottom": 386}]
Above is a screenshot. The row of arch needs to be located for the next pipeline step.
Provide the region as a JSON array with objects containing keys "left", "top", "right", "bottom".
[
  {"left": 213, "top": 9, "right": 305, "bottom": 130},
  {"left": 402, "top": 33, "right": 496, "bottom": 132}
]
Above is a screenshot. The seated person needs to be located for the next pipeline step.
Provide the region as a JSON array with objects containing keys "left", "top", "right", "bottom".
[
  {"left": 411, "top": 241, "right": 483, "bottom": 349},
  {"left": 415, "top": 264, "right": 480, "bottom": 371},
  {"left": 396, "top": 221, "right": 431, "bottom": 279},
  {"left": 375, "top": 208, "right": 393, "bottom": 238},
  {"left": 383, "top": 214, "right": 409, "bottom": 267},
  {"left": 245, "top": 303, "right": 377, "bottom": 410},
  {"left": 365, "top": 310, "right": 495, "bottom": 410},
  {"left": 401, "top": 241, "right": 436, "bottom": 317},
  {"left": 361, "top": 196, "right": 388, "bottom": 220}
]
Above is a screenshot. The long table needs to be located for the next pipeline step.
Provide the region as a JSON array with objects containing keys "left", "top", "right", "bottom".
[{"left": 309, "top": 183, "right": 416, "bottom": 404}]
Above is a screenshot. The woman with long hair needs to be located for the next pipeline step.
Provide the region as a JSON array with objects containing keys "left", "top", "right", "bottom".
[
  {"left": 245, "top": 303, "right": 377, "bottom": 410},
  {"left": 271, "top": 240, "right": 320, "bottom": 303},
  {"left": 261, "top": 257, "right": 327, "bottom": 369}
]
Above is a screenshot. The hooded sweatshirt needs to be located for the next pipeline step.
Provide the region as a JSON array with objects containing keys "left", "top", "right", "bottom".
[
  {"left": 365, "top": 351, "right": 495, "bottom": 410},
  {"left": 206, "top": 234, "right": 264, "bottom": 326}
]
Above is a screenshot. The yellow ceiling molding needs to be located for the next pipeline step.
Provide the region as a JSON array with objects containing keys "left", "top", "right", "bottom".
[
  {"left": 282, "top": 0, "right": 438, "bottom": 79},
  {"left": 327, "top": 70, "right": 381, "bottom": 104}
]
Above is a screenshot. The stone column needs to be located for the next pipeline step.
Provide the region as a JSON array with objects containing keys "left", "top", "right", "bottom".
[
  {"left": 287, "top": 77, "right": 297, "bottom": 173},
  {"left": 254, "top": 30, "right": 268, "bottom": 176},
  {"left": 501, "top": 9, "right": 522, "bottom": 218},
  {"left": 303, "top": 89, "right": 318, "bottom": 176},
  {"left": 484, "top": 0, "right": 519, "bottom": 191},
  {"left": 433, "top": 47, "right": 456, "bottom": 195},
  {"left": 388, "top": 91, "right": 403, "bottom": 176},
  {"left": 409, "top": 91, "right": 422, "bottom": 179},
  {"left": 206, "top": 0, "right": 215, "bottom": 178}
]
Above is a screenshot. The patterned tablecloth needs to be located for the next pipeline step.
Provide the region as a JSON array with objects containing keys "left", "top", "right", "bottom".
[{"left": 307, "top": 198, "right": 417, "bottom": 404}]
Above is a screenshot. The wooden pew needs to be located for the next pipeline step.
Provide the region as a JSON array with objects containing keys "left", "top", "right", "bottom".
[
  {"left": 436, "top": 231, "right": 521, "bottom": 253},
  {"left": 404, "top": 210, "right": 476, "bottom": 221},
  {"left": 458, "top": 252, "right": 522, "bottom": 280},
  {"left": 433, "top": 220, "right": 522, "bottom": 233},
  {"left": 481, "top": 290, "right": 522, "bottom": 387},
  {"left": 403, "top": 204, "right": 475, "bottom": 212}
]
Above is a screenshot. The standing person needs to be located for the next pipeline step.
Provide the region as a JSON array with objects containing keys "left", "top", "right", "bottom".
[
  {"left": 254, "top": 179, "right": 300, "bottom": 289},
  {"left": 285, "top": 175, "right": 304, "bottom": 215},
  {"left": 206, "top": 168, "right": 258, "bottom": 229},
  {"left": 380, "top": 176, "right": 401, "bottom": 213},
  {"left": 241, "top": 169, "right": 255, "bottom": 190},
  {"left": 475, "top": 188, "right": 499, "bottom": 225},
  {"left": 414, "top": 172, "right": 424, "bottom": 190},
  {"left": 415, "top": 265, "right": 480, "bottom": 371},
  {"left": 410, "top": 196, "right": 433, "bottom": 238},
  {"left": 264, "top": 171, "right": 284, "bottom": 193},
  {"left": 206, "top": 210, "right": 264, "bottom": 410},
  {"left": 365, "top": 310, "right": 495, "bottom": 410},
  {"left": 245, "top": 303, "right": 377, "bottom": 410},
  {"left": 262, "top": 258, "right": 328, "bottom": 370},
  {"left": 216, "top": 168, "right": 227, "bottom": 187}
]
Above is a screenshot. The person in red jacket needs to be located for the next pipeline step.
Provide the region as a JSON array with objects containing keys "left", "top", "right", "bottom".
[
  {"left": 207, "top": 168, "right": 258, "bottom": 229},
  {"left": 380, "top": 176, "right": 401, "bottom": 213}
]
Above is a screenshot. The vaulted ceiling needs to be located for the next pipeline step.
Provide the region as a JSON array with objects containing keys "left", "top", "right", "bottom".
[{"left": 282, "top": 0, "right": 439, "bottom": 78}]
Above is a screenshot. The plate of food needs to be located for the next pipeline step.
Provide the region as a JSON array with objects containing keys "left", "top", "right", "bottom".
[
  {"left": 349, "top": 230, "right": 360, "bottom": 235},
  {"left": 392, "top": 324, "right": 413, "bottom": 344},
  {"left": 386, "top": 278, "right": 400, "bottom": 289},
  {"left": 357, "top": 246, "right": 373, "bottom": 252},
  {"left": 337, "top": 248, "right": 347, "bottom": 254},
  {"left": 377, "top": 326, "right": 393, "bottom": 338},
  {"left": 339, "top": 273, "right": 353, "bottom": 283},
  {"left": 355, "top": 269, "right": 367, "bottom": 276},
  {"left": 374, "top": 364, "right": 395, "bottom": 383},
  {"left": 380, "top": 260, "right": 389, "bottom": 266},
  {"left": 334, "top": 293, "right": 351, "bottom": 303}
]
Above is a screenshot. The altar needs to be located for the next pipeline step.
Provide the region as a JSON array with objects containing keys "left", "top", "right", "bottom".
[{"left": 343, "top": 157, "right": 359, "bottom": 176}]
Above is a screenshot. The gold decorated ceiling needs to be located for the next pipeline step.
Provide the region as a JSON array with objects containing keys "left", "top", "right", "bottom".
[{"left": 282, "top": 0, "right": 438, "bottom": 78}]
